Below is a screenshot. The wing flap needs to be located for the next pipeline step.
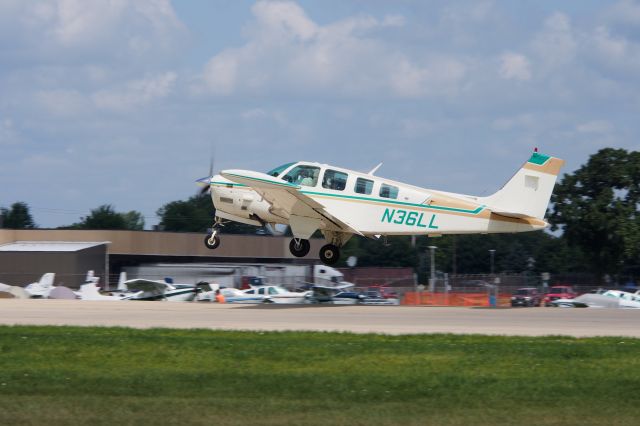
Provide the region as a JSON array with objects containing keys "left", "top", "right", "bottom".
[{"left": 222, "top": 170, "right": 363, "bottom": 236}]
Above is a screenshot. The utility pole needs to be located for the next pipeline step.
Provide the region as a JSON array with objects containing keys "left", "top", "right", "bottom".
[
  {"left": 428, "top": 246, "right": 437, "bottom": 292},
  {"left": 489, "top": 249, "right": 496, "bottom": 276}
]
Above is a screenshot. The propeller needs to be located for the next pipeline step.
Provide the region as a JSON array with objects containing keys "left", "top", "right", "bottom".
[{"left": 196, "top": 148, "right": 215, "bottom": 196}]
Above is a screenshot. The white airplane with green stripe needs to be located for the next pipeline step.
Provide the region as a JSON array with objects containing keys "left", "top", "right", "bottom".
[{"left": 201, "top": 150, "right": 564, "bottom": 265}]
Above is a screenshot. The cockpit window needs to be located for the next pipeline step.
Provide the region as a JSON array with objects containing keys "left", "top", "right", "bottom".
[
  {"left": 282, "top": 165, "right": 320, "bottom": 187},
  {"left": 267, "top": 162, "right": 295, "bottom": 177}
]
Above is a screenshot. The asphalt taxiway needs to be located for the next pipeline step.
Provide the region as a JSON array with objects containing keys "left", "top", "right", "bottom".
[{"left": 0, "top": 300, "right": 638, "bottom": 337}]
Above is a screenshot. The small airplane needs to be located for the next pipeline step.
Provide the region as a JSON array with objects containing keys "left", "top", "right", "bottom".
[
  {"left": 199, "top": 150, "right": 564, "bottom": 265},
  {"left": 552, "top": 290, "right": 640, "bottom": 309},
  {"left": 221, "top": 285, "right": 309, "bottom": 304},
  {"left": 24, "top": 273, "right": 57, "bottom": 298}
]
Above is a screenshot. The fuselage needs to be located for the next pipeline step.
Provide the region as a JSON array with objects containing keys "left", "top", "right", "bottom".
[{"left": 210, "top": 161, "right": 547, "bottom": 236}]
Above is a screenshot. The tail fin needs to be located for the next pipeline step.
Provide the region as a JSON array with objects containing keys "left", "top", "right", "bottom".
[
  {"left": 117, "top": 272, "right": 127, "bottom": 291},
  {"left": 39, "top": 273, "right": 56, "bottom": 288},
  {"left": 85, "top": 270, "right": 100, "bottom": 285},
  {"left": 481, "top": 152, "right": 565, "bottom": 219}
]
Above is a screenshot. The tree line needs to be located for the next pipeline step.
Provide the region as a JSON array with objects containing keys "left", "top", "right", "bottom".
[{"left": 2, "top": 148, "right": 638, "bottom": 278}]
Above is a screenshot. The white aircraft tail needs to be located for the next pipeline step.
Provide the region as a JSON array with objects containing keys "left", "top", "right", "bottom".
[
  {"left": 39, "top": 272, "right": 56, "bottom": 288},
  {"left": 85, "top": 270, "right": 100, "bottom": 285},
  {"left": 79, "top": 283, "right": 118, "bottom": 301},
  {"left": 117, "top": 272, "right": 127, "bottom": 291},
  {"left": 481, "top": 152, "right": 565, "bottom": 220}
]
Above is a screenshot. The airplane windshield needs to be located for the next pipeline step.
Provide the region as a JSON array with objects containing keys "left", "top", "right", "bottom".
[{"left": 267, "top": 162, "right": 295, "bottom": 177}]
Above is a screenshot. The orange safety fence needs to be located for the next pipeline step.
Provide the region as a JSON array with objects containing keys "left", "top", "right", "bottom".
[{"left": 402, "top": 292, "right": 512, "bottom": 307}]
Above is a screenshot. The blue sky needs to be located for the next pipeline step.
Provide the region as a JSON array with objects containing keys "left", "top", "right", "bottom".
[{"left": 2, "top": 0, "right": 640, "bottom": 228}]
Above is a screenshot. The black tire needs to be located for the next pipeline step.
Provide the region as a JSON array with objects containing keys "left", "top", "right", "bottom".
[
  {"left": 204, "top": 234, "right": 220, "bottom": 250},
  {"left": 289, "top": 238, "right": 310, "bottom": 257},
  {"left": 319, "top": 244, "right": 340, "bottom": 265}
]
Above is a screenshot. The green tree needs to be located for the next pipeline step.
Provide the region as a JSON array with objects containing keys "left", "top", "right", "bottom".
[
  {"left": 156, "top": 194, "right": 213, "bottom": 232},
  {"left": 549, "top": 148, "right": 640, "bottom": 276},
  {"left": 156, "top": 194, "right": 257, "bottom": 234},
  {"left": 122, "top": 211, "right": 145, "bottom": 231},
  {"left": 62, "top": 205, "right": 145, "bottom": 230},
  {"left": 0, "top": 202, "right": 36, "bottom": 229}
]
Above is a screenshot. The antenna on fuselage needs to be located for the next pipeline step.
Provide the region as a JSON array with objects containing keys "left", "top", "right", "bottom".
[{"left": 367, "top": 162, "right": 383, "bottom": 175}]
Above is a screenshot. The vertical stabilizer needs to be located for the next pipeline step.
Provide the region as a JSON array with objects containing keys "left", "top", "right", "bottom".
[
  {"left": 39, "top": 273, "right": 55, "bottom": 289},
  {"left": 117, "top": 272, "right": 127, "bottom": 291},
  {"left": 481, "top": 152, "right": 565, "bottom": 220}
]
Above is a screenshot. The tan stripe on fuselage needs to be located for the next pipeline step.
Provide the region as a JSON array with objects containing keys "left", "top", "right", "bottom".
[
  {"left": 214, "top": 184, "right": 545, "bottom": 227},
  {"left": 523, "top": 158, "right": 565, "bottom": 175}
]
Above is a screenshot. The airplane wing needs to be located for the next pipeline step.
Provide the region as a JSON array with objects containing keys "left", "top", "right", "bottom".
[
  {"left": 221, "top": 170, "right": 364, "bottom": 236},
  {"left": 123, "top": 279, "right": 171, "bottom": 295}
]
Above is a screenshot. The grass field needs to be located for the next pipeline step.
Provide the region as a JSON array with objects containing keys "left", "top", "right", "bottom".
[{"left": 0, "top": 326, "right": 639, "bottom": 426}]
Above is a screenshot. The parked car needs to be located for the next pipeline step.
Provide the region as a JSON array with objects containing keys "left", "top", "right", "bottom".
[
  {"left": 543, "top": 286, "right": 576, "bottom": 306},
  {"left": 511, "top": 287, "right": 541, "bottom": 307},
  {"left": 362, "top": 285, "right": 400, "bottom": 305}
]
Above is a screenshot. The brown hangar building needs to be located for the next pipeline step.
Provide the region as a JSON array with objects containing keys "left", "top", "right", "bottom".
[{"left": 0, "top": 229, "right": 322, "bottom": 288}]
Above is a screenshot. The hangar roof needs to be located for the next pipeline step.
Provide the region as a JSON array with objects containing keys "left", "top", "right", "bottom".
[{"left": 0, "top": 241, "right": 109, "bottom": 252}]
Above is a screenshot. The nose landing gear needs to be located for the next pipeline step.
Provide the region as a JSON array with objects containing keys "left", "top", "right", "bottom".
[
  {"left": 204, "top": 232, "right": 220, "bottom": 250},
  {"left": 289, "top": 238, "right": 310, "bottom": 257},
  {"left": 204, "top": 218, "right": 224, "bottom": 250}
]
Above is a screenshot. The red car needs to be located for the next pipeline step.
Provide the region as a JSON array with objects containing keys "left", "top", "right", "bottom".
[{"left": 543, "top": 286, "right": 576, "bottom": 306}]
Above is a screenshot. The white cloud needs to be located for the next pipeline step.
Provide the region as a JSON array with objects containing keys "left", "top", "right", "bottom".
[
  {"left": 0, "top": 118, "right": 22, "bottom": 146},
  {"left": 532, "top": 12, "right": 577, "bottom": 70},
  {"left": 199, "top": 0, "right": 466, "bottom": 99},
  {"left": 36, "top": 89, "right": 89, "bottom": 116},
  {"left": 2, "top": 0, "right": 185, "bottom": 64},
  {"left": 92, "top": 72, "right": 177, "bottom": 111},
  {"left": 576, "top": 120, "right": 612, "bottom": 134},
  {"left": 492, "top": 114, "right": 535, "bottom": 131},
  {"left": 499, "top": 53, "right": 532, "bottom": 81},
  {"left": 607, "top": 0, "right": 640, "bottom": 25}
]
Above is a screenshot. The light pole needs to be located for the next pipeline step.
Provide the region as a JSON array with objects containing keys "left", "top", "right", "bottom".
[
  {"left": 428, "top": 246, "right": 437, "bottom": 292},
  {"left": 489, "top": 249, "right": 496, "bottom": 276}
]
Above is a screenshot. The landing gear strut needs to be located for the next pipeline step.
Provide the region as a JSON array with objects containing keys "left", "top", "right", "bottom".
[
  {"left": 319, "top": 244, "right": 340, "bottom": 265},
  {"left": 204, "top": 231, "right": 220, "bottom": 250},
  {"left": 204, "top": 218, "right": 223, "bottom": 250},
  {"left": 289, "top": 238, "right": 310, "bottom": 257}
]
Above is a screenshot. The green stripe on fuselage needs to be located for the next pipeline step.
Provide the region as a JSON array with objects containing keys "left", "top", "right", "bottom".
[
  {"left": 223, "top": 173, "right": 300, "bottom": 189},
  {"left": 301, "top": 191, "right": 484, "bottom": 215},
  {"left": 210, "top": 182, "right": 484, "bottom": 215}
]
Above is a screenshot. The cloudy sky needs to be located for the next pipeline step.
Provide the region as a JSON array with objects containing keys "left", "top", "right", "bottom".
[{"left": 2, "top": 0, "right": 640, "bottom": 228}]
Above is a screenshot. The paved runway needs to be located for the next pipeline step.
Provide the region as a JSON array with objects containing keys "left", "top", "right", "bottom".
[{"left": 1, "top": 299, "right": 638, "bottom": 337}]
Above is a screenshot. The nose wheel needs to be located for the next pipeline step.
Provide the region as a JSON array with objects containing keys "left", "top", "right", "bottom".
[
  {"left": 289, "top": 238, "right": 310, "bottom": 257},
  {"left": 204, "top": 231, "right": 220, "bottom": 250},
  {"left": 319, "top": 244, "right": 340, "bottom": 265}
]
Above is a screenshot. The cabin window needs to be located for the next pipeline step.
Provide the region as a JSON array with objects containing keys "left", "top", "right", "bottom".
[
  {"left": 267, "top": 162, "right": 295, "bottom": 177},
  {"left": 283, "top": 165, "right": 320, "bottom": 187},
  {"left": 322, "top": 169, "right": 348, "bottom": 191},
  {"left": 245, "top": 289, "right": 255, "bottom": 294},
  {"left": 258, "top": 288, "right": 266, "bottom": 295},
  {"left": 355, "top": 177, "right": 374, "bottom": 195},
  {"left": 268, "top": 287, "right": 278, "bottom": 295},
  {"left": 380, "top": 183, "right": 399, "bottom": 199}
]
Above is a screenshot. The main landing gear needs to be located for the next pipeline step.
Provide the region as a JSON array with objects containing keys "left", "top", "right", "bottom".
[
  {"left": 289, "top": 238, "right": 310, "bottom": 257},
  {"left": 289, "top": 239, "right": 340, "bottom": 265},
  {"left": 288, "top": 231, "right": 349, "bottom": 265},
  {"left": 319, "top": 244, "right": 340, "bottom": 265}
]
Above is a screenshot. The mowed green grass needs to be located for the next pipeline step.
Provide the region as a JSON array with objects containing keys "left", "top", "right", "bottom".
[{"left": 0, "top": 326, "right": 639, "bottom": 426}]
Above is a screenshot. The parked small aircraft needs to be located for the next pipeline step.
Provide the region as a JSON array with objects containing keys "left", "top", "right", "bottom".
[
  {"left": 199, "top": 150, "right": 564, "bottom": 265},
  {"left": 24, "top": 273, "right": 57, "bottom": 298}
]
